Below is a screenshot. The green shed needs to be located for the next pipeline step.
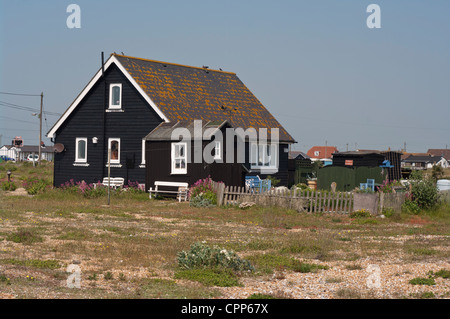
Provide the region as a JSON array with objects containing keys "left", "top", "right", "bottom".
[{"left": 317, "top": 166, "right": 386, "bottom": 191}]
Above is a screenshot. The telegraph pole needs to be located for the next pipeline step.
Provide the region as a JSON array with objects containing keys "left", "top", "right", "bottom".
[{"left": 39, "top": 92, "right": 43, "bottom": 165}]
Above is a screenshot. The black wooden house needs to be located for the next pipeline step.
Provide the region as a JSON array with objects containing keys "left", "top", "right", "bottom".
[{"left": 47, "top": 53, "right": 295, "bottom": 189}]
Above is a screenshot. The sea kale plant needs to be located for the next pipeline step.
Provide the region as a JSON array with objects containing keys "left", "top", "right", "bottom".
[{"left": 177, "top": 242, "right": 254, "bottom": 272}]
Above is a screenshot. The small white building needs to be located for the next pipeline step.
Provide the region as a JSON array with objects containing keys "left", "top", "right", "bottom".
[
  {"left": 402, "top": 154, "right": 449, "bottom": 169},
  {"left": 17, "top": 145, "right": 55, "bottom": 162},
  {"left": 0, "top": 145, "right": 18, "bottom": 161}
]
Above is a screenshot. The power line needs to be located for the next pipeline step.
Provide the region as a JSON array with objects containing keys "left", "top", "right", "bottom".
[
  {"left": 0, "top": 100, "right": 61, "bottom": 116},
  {"left": 0, "top": 91, "right": 42, "bottom": 97},
  {"left": 1, "top": 127, "right": 39, "bottom": 132},
  {"left": 0, "top": 115, "right": 37, "bottom": 124},
  {"left": 273, "top": 112, "right": 450, "bottom": 132}
]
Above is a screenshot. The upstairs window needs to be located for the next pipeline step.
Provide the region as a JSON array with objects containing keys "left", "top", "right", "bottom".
[
  {"left": 171, "top": 142, "right": 187, "bottom": 174},
  {"left": 109, "top": 84, "right": 122, "bottom": 109},
  {"left": 75, "top": 138, "right": 87, "bottom": 163}
]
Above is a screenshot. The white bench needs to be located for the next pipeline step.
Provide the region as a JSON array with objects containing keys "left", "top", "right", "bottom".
[
  {"left": 149, "top": 181, "right": 189, "bottom": 202},
  {"left": 102, "top": 177, "right": 125, "bottom": 189}
]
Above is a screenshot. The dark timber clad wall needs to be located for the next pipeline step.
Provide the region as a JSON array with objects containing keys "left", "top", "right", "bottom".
[
  {"left": 146, "top": 140, "right": 289, "bottom": 189},
  {"left": 257, "top": 144, "right": 289, "bottom": 186},
  {"left": 53, "top": 65, "right": 163, "bottom": 187}
]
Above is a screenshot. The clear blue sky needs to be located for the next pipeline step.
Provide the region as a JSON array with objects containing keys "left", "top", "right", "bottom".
[{"left": 1, "top": 0, "right": 449, "bottom": 153}]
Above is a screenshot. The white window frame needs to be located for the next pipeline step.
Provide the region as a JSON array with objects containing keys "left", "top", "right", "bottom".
[
  {"left": 214, "top": 141, "right": 222, "bottom": 160},
  {"left": 108, "top": 138, "right": 121, "bottom": 164},
  {"left": 140, "top": 138, "right": 146, "bottom": 167},
  {"left": 250, "top": 142, "right": 278, "bottom": 169},
  {"left": 109, "top": 83, "right": 122, "bottom": 109},
  {"left": 171, "top": 142, "right": 187, "bottom": 174},
  {"left": 75, "top": 138, "right": 87, "bottom": 163}
]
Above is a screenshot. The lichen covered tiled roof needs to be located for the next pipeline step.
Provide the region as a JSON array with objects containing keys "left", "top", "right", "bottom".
[{"left": 114, "top": 54, "right": 294, "bottom": 143}]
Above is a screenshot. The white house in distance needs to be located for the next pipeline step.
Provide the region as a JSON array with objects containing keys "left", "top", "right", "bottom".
[
  {"left": 401, "top": 154, "right": 449, "bottom": 169},
  {"left": 0, "top": 145, "right": 18, "bottom": 161},
  {"left": 17, "top": 145, "right": 55, "bottom": 162}
]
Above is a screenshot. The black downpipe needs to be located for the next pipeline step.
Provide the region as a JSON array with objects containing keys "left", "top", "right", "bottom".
[{"left": 102, "top": 52, "right": 106, "bottom": 179}]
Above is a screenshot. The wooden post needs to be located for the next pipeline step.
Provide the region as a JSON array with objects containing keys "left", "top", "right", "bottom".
[
  {"left": 343, "top": 192, "right": 348, "bottom": 214},
  {"left": 38, "top": 92, "right": 43, "bottom": 166},
  {"left": 107, "top": 147, "right": 111, "bottom": 206},
  {"left": 216, "top": 183, "right": 225, "bottom": 206},
  {"left": 308, "top": 190, "right": 313, "bottom": 212},
  {"left": 318, "top": 191, "right": 322, "bottom": 212},
  {"left": 314, "top": 190, "right": 318, "bottom": 213},
  {"left": 330, "top": 191, "right": 335, "bottom": 212}
]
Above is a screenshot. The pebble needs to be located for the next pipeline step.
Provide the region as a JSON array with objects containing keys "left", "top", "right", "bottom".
[{"left": 218, "top": 259, "right": 450, "bottom": 299}]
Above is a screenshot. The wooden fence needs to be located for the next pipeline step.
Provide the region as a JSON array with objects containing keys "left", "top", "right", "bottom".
[{"left": 212, "top": 182, "right": 353, "bottom": 213}]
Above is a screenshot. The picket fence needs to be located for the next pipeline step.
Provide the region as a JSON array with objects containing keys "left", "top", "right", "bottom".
[{"left": 211, "top": 182, "right": 353, "bottom": 213}]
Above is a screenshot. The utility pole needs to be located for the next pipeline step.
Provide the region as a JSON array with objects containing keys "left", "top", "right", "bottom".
[{"left": 39, "top": 92, "right": 43, "bottom": 165}]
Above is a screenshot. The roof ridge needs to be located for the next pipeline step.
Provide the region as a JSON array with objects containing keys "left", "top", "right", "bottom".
[{"left": 112, "top": 53, "right": 236, "bottom": 75}]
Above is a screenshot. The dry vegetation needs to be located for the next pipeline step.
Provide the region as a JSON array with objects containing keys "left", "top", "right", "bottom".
[{"left": 0, "top": 161, "right": 449, "bottom": 299}]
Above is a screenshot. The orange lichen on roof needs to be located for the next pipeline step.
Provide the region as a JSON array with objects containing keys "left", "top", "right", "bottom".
[
  {"left": 112, "top": 53, "right": 235, "bottom": 75},
  {"left": 114, "top": 54, "right": 295, "bottom": 142}
]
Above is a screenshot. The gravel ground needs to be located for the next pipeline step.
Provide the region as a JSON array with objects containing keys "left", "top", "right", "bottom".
[{"left": 218, "top": 259, "right": 450, "bottom": 299}]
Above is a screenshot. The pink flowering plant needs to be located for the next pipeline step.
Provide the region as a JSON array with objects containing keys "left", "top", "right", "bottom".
[
  {"left": 377, "top": 179, "right": 394, "bottom": 193},
  {"left": 22, "top": 177, "right": 52, "bottom": 195},
  {"left": 188, "top": 176, "right": 220, "bottom": 207},
  {"left": 60, "top": 179, "right": 108, "bottom": 198},
  {"left": 123, "top": 180, "right": 145, "bottom": 193},
  {"left": 60, "top": 179, "right": 145, "bottom": 198},
  {"left": 376, "top": 179, "right": 402, "bottom": 193}
]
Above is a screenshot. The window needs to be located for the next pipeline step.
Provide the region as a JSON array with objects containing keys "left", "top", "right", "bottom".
[
  {"left": 140, "top": 139, "right": 146, "bottom": 167},
  {"left": 214, "top": 141, "right": 222, "bottom": 160},
  {"left": 75, "top": 138, "right": 87, "bottom": 163},
  {"left": 108, "top": 138, "right": 120, "bottom": 164},
  {"left": 250, "top": 143, "right": 277, "bottom": 169},
  {"left": 109, "top": 84, "right": 122, "bottom": 109},
  {"left": 171, "top": 142, "right": 187, "bottom": 174}
]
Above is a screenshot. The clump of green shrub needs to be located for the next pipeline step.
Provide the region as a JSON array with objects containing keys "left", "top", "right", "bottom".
[
  {"left": 175, "top": 242, "right": 252, "bottom": 287},
  {"left": 0, "top": 180, "right": 17, "bottom": 191},
  {"left": 23, "top": 178, "right": 52, "bottom": 195},
  {"left": 176, "top": 242, "right": 254, "bottom": 272},
  {"left": 174, "top": 268, "right": 240, "bottom": 287},
  {"left": 434, "top": 269, "right": 450, "bottom": 279},
  {"left": 405, "top": 171, "right": 439, "bottom": 211},
  {"left": 402, "top": 198, "right": 421, "bottom": 214},
  {"left": 294, "top": 183, "right": 309, "bottom": 190},
  {"left": 247, "top": 253, "right": 328, "bottom": 274},
  {"left": 189, "top": 192, "right": 217, "bottom": 207},
  {"left": 6, "top": 228, "right": 43, "bottom": 245},
  {"left": 409, "top": 277, "right": 436, "bottom": 286},
  {"left": 0, "top": 274, "right": 11, "bottom": 285},
  {"left": 188, "top": 177, "right": 219, "bottom": 207},
  {"left": 350, "top": 209, "right": 372, "bottom": 218},
  {"left": 1, "top": 258, "right": 61, "bottom": 269}
]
